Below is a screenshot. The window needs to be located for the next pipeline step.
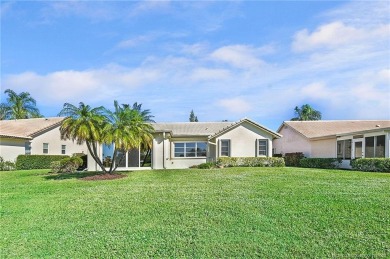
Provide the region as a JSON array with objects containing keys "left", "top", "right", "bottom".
[
  {"left": 43, "top": 143, "right": 49, "bottom": 154},
  {"left": 220, "top": 140, "right": 230, "bottom": 157},
  {"left": 61, "top": 145, "right": 66, "bottom": 155},
  {"left": 174, "top": 142, "right": 207, "bottom": 158},
  {"left": 258, "top": 140, "right": 268, "bottom": 156},
  {"left": 337, "top": 140, "right": 352, "bottom": 159},
  {"left": 25, "top": 142, "right": 31, "bottom": 155},
  {"left": 366, "top": 135, "right": 385, "bottom": 158}
]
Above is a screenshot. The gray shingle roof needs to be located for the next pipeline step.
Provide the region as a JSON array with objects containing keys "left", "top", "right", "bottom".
[
  {"left": 281, "top": 120, "right": 390, "bottom": 139},
  {"left": 152, "top": 122, "right": 234, "bottom": 137},
  {"left": 0, "top": 117, "right": 65, "bottom": 139}
]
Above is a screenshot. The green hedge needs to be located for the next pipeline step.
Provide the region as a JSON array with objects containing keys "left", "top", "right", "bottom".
[
  {"left": 16, "top": 155, "right": 69, "bottom": 170},
  {"left": 284, "top": 152, "right": 305, "bottom": 167},
  {"left": 350, "top": 158, "right": 390, "bottom": 172},
  {"left": 299, "top": 158, "right": 341, "bottom": 169},
  {"left": 217, "top": 157, "right": 285, "bottom": 167}
]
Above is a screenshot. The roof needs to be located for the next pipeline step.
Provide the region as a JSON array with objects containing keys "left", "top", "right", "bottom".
[
  {"left": 209, "top": 118, "right": 281, "bottom": 139},
  {"left": 152, "top": 121, "right": 234, "bottom": 137},
  {"left": 279, "top": 120, "right": 390, "bottom": 140},
  {"left": 152, "top": 118, "right": 281, "bottom": 139},
  {"left": 0, "top": 117, "right": 65, "bottom": 140}
]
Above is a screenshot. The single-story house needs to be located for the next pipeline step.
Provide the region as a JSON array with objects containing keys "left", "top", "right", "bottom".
[
  {"left": 151, "top": 118, "right": 281, "bottom": 169},
  {"left": 273, "top": 120, "right": 390, "bottom": 168},
  {"left": 0, "top": 117, "right": 88, "bottom": 162}
]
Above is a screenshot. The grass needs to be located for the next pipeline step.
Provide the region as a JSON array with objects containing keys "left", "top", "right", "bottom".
[{"left": 1, "top": 167, "right": 389, "bottom": 258}]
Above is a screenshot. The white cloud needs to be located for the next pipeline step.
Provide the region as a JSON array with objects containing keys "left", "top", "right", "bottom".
[
  {"left": 210, "top": 45, "right": 265, "bottom": 69},
  {"left": 217, "top": 98, "right": 252, "bottom": 114},
  {"left": 3, "top": 65, "right": 162, "bottom": 105},
  {"left": 292, "top": 22, "right": 365, "bottom": 52}
]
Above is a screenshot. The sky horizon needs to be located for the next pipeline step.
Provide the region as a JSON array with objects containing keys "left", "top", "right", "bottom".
[{"left": 1, "top": 1, "right": 389, "bottom": 130}]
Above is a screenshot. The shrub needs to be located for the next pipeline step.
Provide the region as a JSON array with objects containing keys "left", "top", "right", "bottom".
[
  {"left": 284, "top": 152, "right": 305, "bottom": 167},
  {"left": 51, "top": 156, "right": 83, "bottom": 173},
  {"left": 351, "top": 158, "right": 390, "bottom": 172},
  {"left": 16, "top": 155, "right": 69, "bottom": 170},
  {"left": 299, "top": 158, "right": 341, "bottom": 169},
  {"left": 0, "top": 156, "right": 16, "bottom": 171},
  {"left": 217, "top": 157, "right": 285, "bottom": 167},
  {"left": 196, "top": 162, "right": 217, "bottom": 169}
]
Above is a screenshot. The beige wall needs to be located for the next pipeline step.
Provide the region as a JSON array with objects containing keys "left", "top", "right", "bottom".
[
  {"left": 214, "top": 122, "right": 274, "bottom": 158},
  {"left": 152, "top": 133, "right": 207, "bottom": 169},
  {"left": 273, "top": 125, "right": 312, "bottom": 157},
  {"left": 32, "top": 126, "right": 88, "bottom": 156},
  {"left": 311, "top": 138, "right": 337, "bottom": 158},
  {"left": 0, "top": 137, "right": 26, "bottom": 162}
]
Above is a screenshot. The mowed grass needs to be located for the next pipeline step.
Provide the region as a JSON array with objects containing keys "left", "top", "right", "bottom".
[{"left": 1, "top": 168, "right": 389, "bottom": 258}]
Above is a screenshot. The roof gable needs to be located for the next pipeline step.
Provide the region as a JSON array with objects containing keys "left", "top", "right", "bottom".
[
  {"left": 279, "top": 120, "right": 390, "bottom": 139},
  {"left": 209, "top": 118, "right": 281, "bottom": 139},
  {"left": 0, "top": 117, "right": 65, "bottom": 139}
]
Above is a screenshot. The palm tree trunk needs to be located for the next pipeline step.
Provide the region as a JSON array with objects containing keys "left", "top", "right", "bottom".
[{"left": 141, "top": 147, "right": 151, "bottom": 167}]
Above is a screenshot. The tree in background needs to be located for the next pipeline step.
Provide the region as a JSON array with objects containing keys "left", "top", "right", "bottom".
[
  {"left": 189, "top": 110, "right": 198, "bottom": 122},
  {"left": 291, "top": 104, "right": 322, "bottom": 121},
  {"left": 1, "top": 89, "right": 42, "bottom": 119}
]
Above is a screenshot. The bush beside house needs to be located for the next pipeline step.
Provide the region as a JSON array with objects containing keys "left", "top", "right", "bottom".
[
  {"left": 299, "top": 158, "right": 342, "bottom": 169},
  {"left": 16, "top": 155, "right": 69, "bottom": 170},
  {"left": 351, "top": 158, "right": 390, "bottom": 173},
  {"left": 217, "top": 157, "right": 285, "bottom": 167}
]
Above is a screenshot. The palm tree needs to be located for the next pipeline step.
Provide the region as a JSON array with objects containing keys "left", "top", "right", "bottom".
[
  {"left": 1, "top": 89, "right": 42, "bottom": 119},
  {"left": 58, "top": 102, "right": 109, "bottom": 172},
  {"left": 103, "top": 101, "right": 154, "bottom": 173},
  {"left": 291, "top": 104, "right": 322, "bottom": 121}
]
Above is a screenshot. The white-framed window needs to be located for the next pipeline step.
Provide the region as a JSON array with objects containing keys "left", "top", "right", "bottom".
[
  {"left": 174, "top": 142, "right": 207, "bottom": 158},
  {"left": 258, "top": 139, "right": 268, "bottom": 156},
  {"left": 220, "top": 139, "right": 230, "bottom": 157},
  {"left": 61, "top": 145, "right": 66, "bottom": 155},
  {"left": 25, "top": 142, "right": 31, "bottom": 155},
  {"left": 43, "top": 143, "right": 49, "bottom": 154}
]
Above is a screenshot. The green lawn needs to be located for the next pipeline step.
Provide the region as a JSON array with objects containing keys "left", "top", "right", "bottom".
[{"left": 1, "top": 168, "right": 389, "bottom": 258}]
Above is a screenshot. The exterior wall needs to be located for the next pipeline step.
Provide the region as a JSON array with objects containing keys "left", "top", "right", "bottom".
[
  {"left": 214, "top": 122, "right": 274, "bottom": 158},
  {"left": 311, "top": 138, "right": 337, "bottom": 158},
  {"left": 152, "top": 133, "right": 207, "bottom": 169},
  {"left": 151, "top": 122, "right": 277, "bottom": 169},
  {"left": 31, "top": 126, "right": 88, "bottom": 156},
  {"left": 273, "top": 125, "right": 312, "bottom": 157},
  {"left": 0, "top": 137, "right": 26, "bottom": 162}
]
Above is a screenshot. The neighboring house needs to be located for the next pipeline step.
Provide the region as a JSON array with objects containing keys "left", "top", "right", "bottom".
[
  {"left": 0, "top": 117, "right": 88, "bottom": 162},
  {"left": 273, "top": 120, "right": 390, "bottom": 168},
  {"left": 151, "top": 118, "right": 281, "bottom": 169}
]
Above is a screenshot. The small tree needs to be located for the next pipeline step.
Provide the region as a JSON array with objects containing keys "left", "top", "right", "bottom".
[
  {"left": 291, "top": 104, "right": 321, "bottom": 121},
  {"left": 1, "top": 89, "right": 42, "bottom": 119},
  {"left": 189, "top": 110, "right": 198, "bottom": 122}
]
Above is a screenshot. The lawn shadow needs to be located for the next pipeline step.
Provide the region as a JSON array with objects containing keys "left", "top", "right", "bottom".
[{"left": 44, "top": 171, "right": 106, "bottom": 181}]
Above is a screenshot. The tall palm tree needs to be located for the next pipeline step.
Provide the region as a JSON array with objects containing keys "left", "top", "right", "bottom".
[
  {"left": 58, "top": 102, "right": 109, "bottom": 172},
  {"left": 291, "top": 104, "right": 322, "bottom": 121},
  {"left": 1, "top": 89, "right": 42, "bottom": 119},
  {"left": 103, "top": 101, "right": 154, "bottom": 173}
]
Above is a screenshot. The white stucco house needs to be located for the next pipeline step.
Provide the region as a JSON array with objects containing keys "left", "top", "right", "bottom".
[
  {"left": 273, "top": 120, "right": 390, "bottom": 168},
  {"left": 151, "top": 118, "right": 281, "bottom": 169},
  {"left": 0, "top": 117, "right": 88, "bottom": 162}
]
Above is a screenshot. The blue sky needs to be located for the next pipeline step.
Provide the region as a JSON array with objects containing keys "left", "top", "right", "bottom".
[{"left": 1, "top": 1, "right": 389, "bottom": 130}]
